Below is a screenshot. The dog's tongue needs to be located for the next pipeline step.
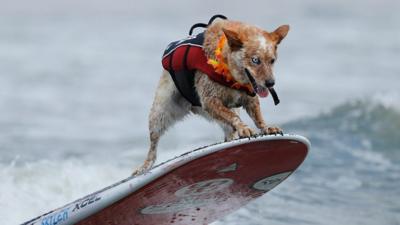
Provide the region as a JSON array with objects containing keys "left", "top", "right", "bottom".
[
  {"left": 257, "top": 89, "right": 269, "bottom": 98},
  {"left": 255, "top": 85, "right": 269, "bottom": 98}
]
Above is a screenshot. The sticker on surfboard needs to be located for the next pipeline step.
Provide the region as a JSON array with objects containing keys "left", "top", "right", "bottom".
[{"left": 22, "top": 134, "right": 309, "bottom": 225}]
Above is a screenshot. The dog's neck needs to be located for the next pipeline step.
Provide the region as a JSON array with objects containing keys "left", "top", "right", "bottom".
[{"left": 207, "top": 34, "right": 254, "bottom": 93}]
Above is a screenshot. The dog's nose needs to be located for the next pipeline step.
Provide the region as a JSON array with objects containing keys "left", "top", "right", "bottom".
[{"left": 265, "top": 79, "right": 275, "bottom": 88}]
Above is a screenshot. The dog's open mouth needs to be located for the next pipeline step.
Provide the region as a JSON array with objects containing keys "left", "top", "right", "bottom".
[
  {"left": 254, "top": 85, "right": 269, "bottom": 98},
  {"left": 244, "top": 68, "right": 280, "bottom": 105}
]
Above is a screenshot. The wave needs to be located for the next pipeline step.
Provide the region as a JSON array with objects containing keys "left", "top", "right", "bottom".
[
  {"left": 4, "top": 97, "right": 400, "bottom": 225},
  {"left": 0, "top": 158, "right": 126, "bottom": 225},
  {"left": 284, "top": 97, "right": 400, "bottom": 158}
]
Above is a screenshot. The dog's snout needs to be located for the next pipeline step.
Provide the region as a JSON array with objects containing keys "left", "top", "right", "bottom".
[{"left": 265, "top": 79, "right": 275, "bottom": 88}]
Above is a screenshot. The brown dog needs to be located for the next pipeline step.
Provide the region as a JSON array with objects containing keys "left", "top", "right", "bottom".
[{"left": 133, "top": 16, "right": 289, "bottom": 175}]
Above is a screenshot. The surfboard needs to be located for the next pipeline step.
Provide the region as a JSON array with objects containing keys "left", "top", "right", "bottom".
[{"left": 22, "top": 134, "right": 309, "bottom": 225}]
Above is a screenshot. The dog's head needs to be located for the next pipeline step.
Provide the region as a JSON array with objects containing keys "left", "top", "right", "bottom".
[{"left": 222, "top": 24, "right": 289, "bottom": 97}]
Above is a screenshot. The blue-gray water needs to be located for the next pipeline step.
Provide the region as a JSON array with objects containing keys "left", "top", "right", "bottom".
[{"left": 0, "top": 0, "right": 399, "bottom": 224}]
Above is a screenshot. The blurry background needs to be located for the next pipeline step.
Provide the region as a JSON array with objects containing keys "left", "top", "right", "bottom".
[{"left": 0, "top": 0, "right": 399, "bottom": 224}]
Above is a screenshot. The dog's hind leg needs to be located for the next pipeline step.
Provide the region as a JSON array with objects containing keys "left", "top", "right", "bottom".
[{"left": 133, "top": 71, "right": 191, "bottom": 175}]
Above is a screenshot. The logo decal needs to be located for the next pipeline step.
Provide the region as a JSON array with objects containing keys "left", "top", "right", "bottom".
[
  {"left": 41, "top": 208, "right": 69, "bottom": 225},
  {"left": 72, "top": 194, "right": 101, "bottom": 212},
  {"left": 252, "top": 171, "right": 292, "bottom": 191}
]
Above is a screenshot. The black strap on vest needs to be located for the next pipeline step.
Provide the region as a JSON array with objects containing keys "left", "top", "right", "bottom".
[
  {"left": 208, "top": 14, "right": 228, "bottom": 25},
  {"left": 189, "top": 23, "right": 207, "bottom": 35},
  {"left": 189, "top": 14, "right": 228, "bottom": 35}
]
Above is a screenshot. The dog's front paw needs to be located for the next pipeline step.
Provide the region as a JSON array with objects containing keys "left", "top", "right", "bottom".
[
  {"left": 261, "top": 126, "right": 283, "bottom": 135},
  {"left": 237, "top": 124, "right": 256, "bottom": 138}
]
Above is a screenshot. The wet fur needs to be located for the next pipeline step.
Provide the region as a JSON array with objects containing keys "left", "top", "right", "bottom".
[{"left": 133, "top": 19, "right": 289, "bottom": 175}]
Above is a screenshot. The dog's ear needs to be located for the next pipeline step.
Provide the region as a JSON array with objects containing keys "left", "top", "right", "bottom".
[
  {"left": 270, "top": 25, "right": 290, "bottom": 44},
  {"left": 222, "top": 28, "right": 243, "bottom": 51}
]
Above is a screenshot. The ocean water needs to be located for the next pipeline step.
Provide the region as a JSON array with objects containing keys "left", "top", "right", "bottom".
[{"left": 0, "top": 0, "right": 399, "bottom": 224}]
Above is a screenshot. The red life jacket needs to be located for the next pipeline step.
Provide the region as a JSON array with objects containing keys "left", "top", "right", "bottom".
[{"left": 162, "top": 32, "right": 255, "bottom": 106}]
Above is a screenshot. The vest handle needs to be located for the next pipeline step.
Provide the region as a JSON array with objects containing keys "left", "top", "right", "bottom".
[{"left": 189, "top": 14, "right": 228, "bottom": 35}]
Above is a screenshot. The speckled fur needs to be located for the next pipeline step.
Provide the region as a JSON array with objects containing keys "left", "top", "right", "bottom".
[{"left": 133, "top": 19, "right": 289, "bottom": 175}]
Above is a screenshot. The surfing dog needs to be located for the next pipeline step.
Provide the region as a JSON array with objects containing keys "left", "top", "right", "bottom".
[{"left": 133, "top": 16, "right": 289, "bottom": 175}]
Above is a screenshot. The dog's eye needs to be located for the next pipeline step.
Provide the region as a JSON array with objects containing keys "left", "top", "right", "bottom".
[
  {"left": 251, "top": 57, "right": 261, "bottom": 65},
  {"left": 270, "top": 58, "right": 276, "bottom": 64}
]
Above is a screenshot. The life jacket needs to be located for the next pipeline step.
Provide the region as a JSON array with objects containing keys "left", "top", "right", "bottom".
[{"left": 161, "top": 18, "right": 255, "bottom": 106}]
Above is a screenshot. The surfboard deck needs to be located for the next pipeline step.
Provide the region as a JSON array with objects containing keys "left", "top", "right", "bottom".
[{"left": 23, "top": 134, "right": 309, "bottom": 225}]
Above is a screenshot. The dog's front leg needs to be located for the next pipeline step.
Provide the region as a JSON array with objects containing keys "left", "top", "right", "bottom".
[
  {"left": 245, "top": 97, "right": 282, "bottom": 135},
  {"left": 203, "top": 97, "right": 255, "bottom": 138}
]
